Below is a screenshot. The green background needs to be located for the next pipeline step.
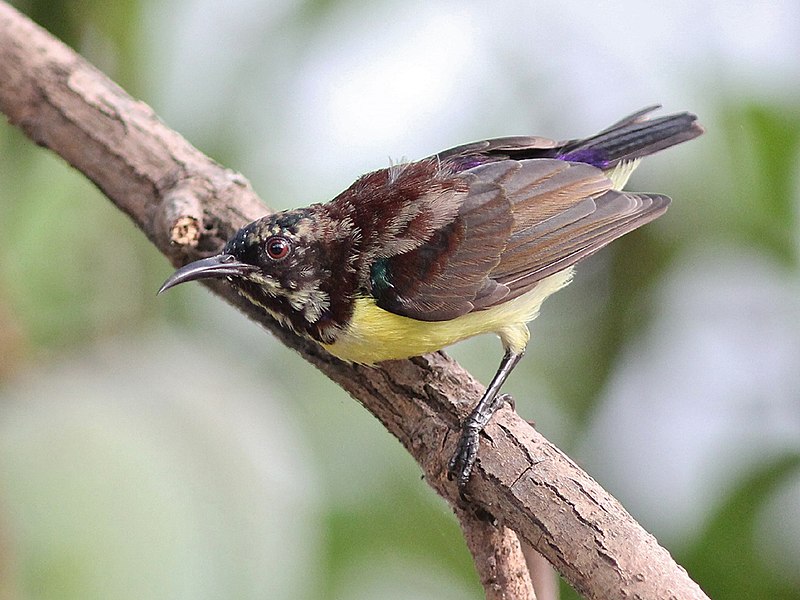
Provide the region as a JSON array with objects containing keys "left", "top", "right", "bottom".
[{"left": 1, "top": 1, "right": 799, "bottom": 598}]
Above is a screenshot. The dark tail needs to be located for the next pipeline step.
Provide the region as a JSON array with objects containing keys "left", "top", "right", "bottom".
[{"left": 557, "top": 106, "right": 704, "bottom": 169}]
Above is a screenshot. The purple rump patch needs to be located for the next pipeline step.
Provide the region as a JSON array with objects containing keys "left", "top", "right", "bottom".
[
  {"left": 450, "top": 156, "right": 487, "bottom": 172},
  {"left": 557, "top": 148, "right": 610, "bottom": 169}
]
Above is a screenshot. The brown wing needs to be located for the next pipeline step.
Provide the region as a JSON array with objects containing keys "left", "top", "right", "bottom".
[
  {"left": 371, "top": 158, "right": 668, "bottom": 321},
  {"left": 474, "top": 160, "right": 670, "bottom": 303},
  {"left": 370, "top": 173, "right": 513, "bottom": 320}
]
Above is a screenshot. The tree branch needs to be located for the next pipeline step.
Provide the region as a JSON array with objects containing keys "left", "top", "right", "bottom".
[{"left": 0, "top": 4, "right": 709, "bottom": 599}]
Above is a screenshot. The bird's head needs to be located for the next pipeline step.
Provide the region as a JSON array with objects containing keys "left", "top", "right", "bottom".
[{"left": 159, "top": 207, "right": 346, "bottom": 339}]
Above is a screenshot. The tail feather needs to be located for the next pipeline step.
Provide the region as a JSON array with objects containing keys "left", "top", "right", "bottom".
[
  {"left": 436, "top": 106, "right": 703, "bottom": 176},
  {"left": 556, "top": 109, "right": 704, "bottom": 169}
]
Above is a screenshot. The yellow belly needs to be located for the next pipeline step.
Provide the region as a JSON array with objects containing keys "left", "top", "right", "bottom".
[{"left": 322, "top": 268, "right": 574, "bottom": 364}]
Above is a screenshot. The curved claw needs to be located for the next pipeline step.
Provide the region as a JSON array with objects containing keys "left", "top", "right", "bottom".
[
  {"left": 496, "top": 392, "right": 515, "bottom": 411},
  {"left": 447, "top": 392, "right": 517, "bottom": 497},
  {"left": 447, "top": 425, "right": 481, "bottom": 497}
]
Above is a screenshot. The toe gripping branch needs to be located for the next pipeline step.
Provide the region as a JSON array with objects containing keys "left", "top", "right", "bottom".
[{"left": 447, "top": 350, "right": 523, "bottom": 493}]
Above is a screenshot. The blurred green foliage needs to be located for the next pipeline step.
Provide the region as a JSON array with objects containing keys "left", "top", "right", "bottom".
[
  {"left": 720, "top": 104, "right": 800, "bottom": 266},
  {"left": 686, "top": 454, "right": 800, "bottom": 600},
  {"left": 21, "top": 0, "right": 143, "bottom": 90}
]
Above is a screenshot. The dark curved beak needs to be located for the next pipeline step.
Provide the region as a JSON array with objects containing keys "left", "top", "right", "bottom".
[{"left": 158, "top": 254, "right": 258, "bottom": 294}]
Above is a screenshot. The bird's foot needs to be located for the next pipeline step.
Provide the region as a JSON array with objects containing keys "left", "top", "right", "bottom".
[
  {"left": 447, "top": 393, "right": 514, "bottom": 497},
  {"left": 447, "top": 424, "right": 480, "bottom": 494}
]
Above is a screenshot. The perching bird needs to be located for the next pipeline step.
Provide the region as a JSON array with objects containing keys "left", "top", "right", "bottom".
[{"left": 159, "top": 105, "right": 703, "bottom": 491}]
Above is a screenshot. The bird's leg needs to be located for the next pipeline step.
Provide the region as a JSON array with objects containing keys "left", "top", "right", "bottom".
[{"left": 447, "top": 349, "right": 523, "bottom": 492}]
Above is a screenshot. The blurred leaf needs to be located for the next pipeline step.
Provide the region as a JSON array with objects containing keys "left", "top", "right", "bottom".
[
  {"left": 683, "top": 454, "right": 800, "bottom": 600},
  {"left": 0, "top": 137, "right": 168, "bottom": 350},
  {"left": 721, "top": 103, "right": 800, "bottom": 266},
  {"left": 324, "top": 483, "right": 478, "bottom": 598},
  {"left": 14, "top": 0, "right": 78, "bottom": 46},
  {"left": 13, "top": 0, "right": 143, "bottom": 92}
]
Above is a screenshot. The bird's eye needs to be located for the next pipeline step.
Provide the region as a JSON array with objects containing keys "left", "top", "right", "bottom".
[{"left": 265, "top": 236, "right": 291, "bottom": 261}]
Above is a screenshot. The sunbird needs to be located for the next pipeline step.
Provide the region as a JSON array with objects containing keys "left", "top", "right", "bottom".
[{"left": 160, "top": 106, "right": 703, "bottom": 490}]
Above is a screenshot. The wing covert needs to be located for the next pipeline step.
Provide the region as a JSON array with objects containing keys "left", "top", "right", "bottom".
[{"left": 368, "top": 157, "right": 670, "bottom": 321}]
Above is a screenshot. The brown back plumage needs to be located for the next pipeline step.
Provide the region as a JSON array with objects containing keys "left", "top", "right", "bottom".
[
  {"left": 361, "top": 158, "right": 667, "bottom": 321},
  {"left": 328, "top": 107, "right": 702, "bottom": 323}
]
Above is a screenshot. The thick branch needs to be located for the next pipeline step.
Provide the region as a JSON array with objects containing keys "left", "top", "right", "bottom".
[{"left": 0, "top": 4, "right": 709, "bottom": 599}]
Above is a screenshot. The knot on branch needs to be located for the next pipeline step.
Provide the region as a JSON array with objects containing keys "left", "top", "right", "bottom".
[
  {"left": 168, "top": 214, "right": 201, "bottom": 248},
  {"left": 156, "top": 183, "right": 207, "bottom": 257}
]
